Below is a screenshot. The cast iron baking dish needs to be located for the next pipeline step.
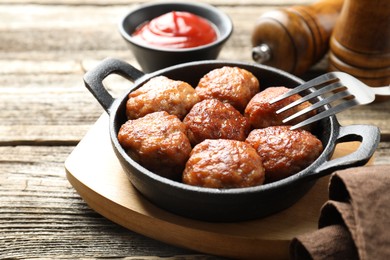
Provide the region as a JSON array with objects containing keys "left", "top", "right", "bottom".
[{"left": 84, "top": 58, "right": 380, "bottom": 222}]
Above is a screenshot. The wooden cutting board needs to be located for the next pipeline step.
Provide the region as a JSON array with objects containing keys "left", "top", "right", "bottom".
[{"left": 65, "top": 114, "right": 367, "bottom": 259}]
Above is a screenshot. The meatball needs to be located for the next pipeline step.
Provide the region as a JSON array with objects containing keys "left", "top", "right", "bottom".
[
  {"left": 196, "top": 66, "right": 260, "bottom": 112},
  {"left": 244, "top": 86, "right": 315, "bottom": 129},
  {"left": 183, "top": 139, "right": 265, "bottom": 188},
  {"left": 118, "top": 111, "right": 192, "bottom": 180},
  {"left": 126, "top": 76, "right": 199, "bottom": 120},
  {"left": 183, "top": 99, "right": 251, "bottom": 146},
  {"left": 246, "top": 126, "right": 323, "bottom": 183}
]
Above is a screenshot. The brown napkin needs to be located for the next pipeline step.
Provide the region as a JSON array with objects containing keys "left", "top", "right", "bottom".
[{"left": 290, "top": 165, "right": 390, "bottom": 260}]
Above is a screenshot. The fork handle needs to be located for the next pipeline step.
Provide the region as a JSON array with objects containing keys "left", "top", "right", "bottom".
[
  {"left": 313, "top": 124, "right": 380, "bottom": 177},
  {"left": 373, "top": 86, "right": 390, "bottom": 96}
]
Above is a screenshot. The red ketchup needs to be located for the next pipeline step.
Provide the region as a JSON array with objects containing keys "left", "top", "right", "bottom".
[{"left": 132, "top": 11, "right": 218, "bottom": 49}]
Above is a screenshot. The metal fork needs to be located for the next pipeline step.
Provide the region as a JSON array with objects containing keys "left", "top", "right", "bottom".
[{"left": 270, "top": 72, "right": 390, "bottom": 130}]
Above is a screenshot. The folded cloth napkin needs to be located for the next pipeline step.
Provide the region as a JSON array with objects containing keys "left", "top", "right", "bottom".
[{"left": 290, "top": 165, "right": 390, "bottom": 260}]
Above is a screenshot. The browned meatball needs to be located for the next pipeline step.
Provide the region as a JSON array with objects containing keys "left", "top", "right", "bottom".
[
  {"left": 196, "top": 66, "right": 260, "bottom": 112},
  {"left": 244, "top": 86, "right": 315, "bottom": 129},
  {"left": 183, "top": 139, "right": 265, "bottom": 188},
  {"left": 246, "top": 126, "right": 323, "bottom": 183},
  {"left": 126, "top": 76, "right": 200, "bottom": 120},
  {"left": 118, "top": 111, "right": 192, "bottom": 180},
  {"left": 183, "top": 99, "right": 251, "bottom": 146}
]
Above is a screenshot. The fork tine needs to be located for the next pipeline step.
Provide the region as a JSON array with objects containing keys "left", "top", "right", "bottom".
[
  {"left": 282, "top": 89, "right": 352, "bottom": 123},
  {"left": 276, "top": 81, "right": 346, "bottom": 114},
  {"left": 290, "top": 98, "right": 360, "bottom": 130},
  {"left": 270, "top": 72, "right": 338, "bottom": 104}
]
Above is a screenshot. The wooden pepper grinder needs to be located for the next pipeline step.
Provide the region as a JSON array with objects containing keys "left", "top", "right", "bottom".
[
  {"left": 329, "top": 0, "right": 390, "bottom": 89},
  {"left": 251, "top": 0, "right": 344, "bottom": 76}
]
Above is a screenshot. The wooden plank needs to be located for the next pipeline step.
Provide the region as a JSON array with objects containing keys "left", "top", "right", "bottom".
[
  {"left": 0, "top": 4, "right": 268, "bottom": 57},
  {"left": 0, "top": 0, "right": 313, "bottom": 6},
  {"left": 1, "top": 68, "right": 390, "bottom": 144},
  {"left": 374, "top": 142, "right": 390, "bottom": 165},
  {"left": 0, "top": 72, "right": 129, "bottom": 143},
  {"left": 1, "top": 143, "right": 388, "bottom": 258},
  {"left": 0, "top": 2, "right": 388, "bottom": 152},
  {"left": 0, "top": 146, "right": 202, "bottom": 259},
  {"left": 1, "top": 134, "right": 386, "bottom": 258},
  {"left": 0, "top": 0, "right": 387, "bottom": 258}
]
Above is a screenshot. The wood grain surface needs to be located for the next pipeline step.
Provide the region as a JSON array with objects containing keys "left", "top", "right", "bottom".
[{"left": 1, "top": 0, "right": 389, "bottom": 259}]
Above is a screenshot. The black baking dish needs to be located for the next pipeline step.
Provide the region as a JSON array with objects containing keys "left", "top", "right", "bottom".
[{"left": 83, "top": 58, "right": 380, "bottom": 222}]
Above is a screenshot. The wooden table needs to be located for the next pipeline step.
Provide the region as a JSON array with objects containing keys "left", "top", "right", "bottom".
[{"left": 1, "top": 0, "right": 389, "bottom": 258}]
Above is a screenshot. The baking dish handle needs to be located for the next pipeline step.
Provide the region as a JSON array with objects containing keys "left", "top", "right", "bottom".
[
  {"left": 83, "top": 58, "right": 145, "bottom": 114},
  {"left": 313, "top": 124, "right": 380, "bottom": 177}
]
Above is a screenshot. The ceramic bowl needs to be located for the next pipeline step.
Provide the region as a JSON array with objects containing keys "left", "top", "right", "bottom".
[{"left": 119, "top": 1, "right": 233, "bottom": 72}]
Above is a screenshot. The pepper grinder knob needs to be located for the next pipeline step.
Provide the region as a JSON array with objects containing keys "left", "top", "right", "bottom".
[
  {"left": 251, "top": 0, "right": 344, "bottom": 76},
  {"left": 252, "top": 44, "right": 272, "bottom": 64},
  {"left": 329, "top": 0, "right": 390, "bottom": 91}
]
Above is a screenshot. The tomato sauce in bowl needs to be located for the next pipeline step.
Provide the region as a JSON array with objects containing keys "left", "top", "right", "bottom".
[{"left": 131, "top": 11, "right": 218, "bottom": 49}]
